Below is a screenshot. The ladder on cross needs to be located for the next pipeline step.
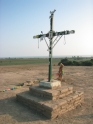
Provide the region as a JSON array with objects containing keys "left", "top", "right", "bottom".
[{"left": 33, "top": 10, "right": 75, "bottom": 82}]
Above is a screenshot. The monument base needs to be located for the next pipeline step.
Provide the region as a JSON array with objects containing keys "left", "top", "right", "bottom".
[
  {"left": 16, "top": 80, "right": 84, "bottom": 119},
  {"left": 16, "top": 90, "right": 84, "bottom": 119},
  {"left": 39, "top": 79, "right": 61, "bottom": 89}
]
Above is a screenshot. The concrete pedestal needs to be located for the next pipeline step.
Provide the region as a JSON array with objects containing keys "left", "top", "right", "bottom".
[
  {"left": 39, "top": 79, "right": 61, "bottom": 89},
  {"left": 16, "top": 80, "right": 84, "bottom": 119}
]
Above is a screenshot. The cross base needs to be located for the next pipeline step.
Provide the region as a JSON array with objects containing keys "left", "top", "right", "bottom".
[{"left": 39, "top": 79, "right": 61, "bottom": 89}]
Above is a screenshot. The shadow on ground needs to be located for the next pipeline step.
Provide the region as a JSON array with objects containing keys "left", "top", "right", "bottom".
[{"left": 0, "top": 94, "right": 48, "bottom": 123}]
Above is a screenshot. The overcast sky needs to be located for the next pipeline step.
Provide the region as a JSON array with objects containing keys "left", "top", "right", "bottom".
[{"left": 0, "top": 0, "right": 93, "bottom": 58}]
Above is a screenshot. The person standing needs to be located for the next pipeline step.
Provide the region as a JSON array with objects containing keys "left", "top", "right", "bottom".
[{"left": 58, "top": 63, "right": 64, "bottom": 82}]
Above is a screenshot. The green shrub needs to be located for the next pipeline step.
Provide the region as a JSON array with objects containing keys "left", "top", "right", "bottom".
[
  {"left": 73, "top": 61, "right": 81, "bottom": 66},
  {"left": 67, "top": 61, "right": 73, "bottom": 65},
  {"left": 91, "top": 59, "right": 93, "bottom": 61},
  {"left": 58, "top": 59, "right": 93, "bottom": 66},
  {"left": 58, "top": 58, "right": 69, "bottom": 65},
  {"left": 81, "top": 61, "right": 93, "bottom": 66}
]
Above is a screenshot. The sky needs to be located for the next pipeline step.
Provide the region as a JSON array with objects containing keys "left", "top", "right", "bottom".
[{"left": 0, "top": 0, "right": 93, "bottom": 58}]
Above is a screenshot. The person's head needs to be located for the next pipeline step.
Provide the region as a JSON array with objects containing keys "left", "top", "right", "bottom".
[{"left": 60, "top": 63, "right": 64, "bottom": 67}]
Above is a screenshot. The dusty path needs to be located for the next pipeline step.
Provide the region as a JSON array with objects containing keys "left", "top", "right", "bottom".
[{"left": 0, "top": 65, "right": 93, "bottom": 124}]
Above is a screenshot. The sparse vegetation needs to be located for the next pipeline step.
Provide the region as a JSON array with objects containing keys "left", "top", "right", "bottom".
[
  {"left": 58, "top": 57, "right": 93, "bottom": 66},
  {"left": 0, "top": 58, "right": 61, "bottom": 66},
  {"left": 0, "top": 57, "right": 93, "bottom": 66}
]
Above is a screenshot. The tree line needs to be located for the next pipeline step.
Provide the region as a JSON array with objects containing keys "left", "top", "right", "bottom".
[{"left": 58, "top": 58, "right": 93, "bottom": 66}]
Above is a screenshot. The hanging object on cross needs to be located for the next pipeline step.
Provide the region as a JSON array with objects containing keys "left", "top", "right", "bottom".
[
  {"left": 64, "top": 35, "right": 66, "bottom": 45},
  {"left": 38, "top": 38, "right": 39, "bottom": 48}
]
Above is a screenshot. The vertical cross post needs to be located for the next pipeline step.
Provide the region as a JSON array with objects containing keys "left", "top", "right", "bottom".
[
  {"left": 48, "top": 10, "right": 55, "bottom": 82},
  {"left": 48, "top": 36, "right": 52, "bottom": 82},
  {"left": 48, "top": 13, "right": 52, "bottom": 82}
]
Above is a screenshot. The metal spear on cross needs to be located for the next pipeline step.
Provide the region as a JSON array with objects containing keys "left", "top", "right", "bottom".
[{"left": 33, "top": 10, "right": 75, "bottom": 82}]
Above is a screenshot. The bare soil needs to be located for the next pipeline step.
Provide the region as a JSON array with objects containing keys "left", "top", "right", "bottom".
[{"left": 0, "top": 64, "right": 93, "bottom": 124}]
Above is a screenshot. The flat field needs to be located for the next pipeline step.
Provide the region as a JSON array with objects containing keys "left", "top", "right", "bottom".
[
  {"left": 0, "top": 58, "right": 60, "bottom": 66},
  {"left": 0, "top": 64, "right": 93, "bottom": 124}
]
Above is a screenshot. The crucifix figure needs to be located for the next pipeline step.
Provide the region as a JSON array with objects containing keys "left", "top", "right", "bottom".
[{"left": 33, "top": 10, "right": 75, "bottom": 82}]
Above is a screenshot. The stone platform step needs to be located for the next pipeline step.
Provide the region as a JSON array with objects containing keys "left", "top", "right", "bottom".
[
  {"left": 16, "top": 91, "right": 84, "bottom": 119},
  {"left": 29, "top": 85, "right": 73, "bottom": 100}
]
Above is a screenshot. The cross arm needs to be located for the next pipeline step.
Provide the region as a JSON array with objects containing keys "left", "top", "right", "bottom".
[
  {"left": 53, "top": 30, "right": 75, "bottom": 36},
  {"left": 33, "top": 33, "right": 49, "bottom": 39},
  {"left": 52, "top": 30, "right": 75, "bottom": 49},
  {"left": 33, "top": 30, "right": 75, "bottom": 39}
]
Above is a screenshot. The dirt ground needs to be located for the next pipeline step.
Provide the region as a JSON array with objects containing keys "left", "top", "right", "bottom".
[{"left": 0, "top": 64, "right": 93, "bottom": 124}]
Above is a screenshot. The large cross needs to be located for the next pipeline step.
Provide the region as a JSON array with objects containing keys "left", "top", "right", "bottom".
[{"left": 33, "top": 10, "right": 75, "bottom": 82}]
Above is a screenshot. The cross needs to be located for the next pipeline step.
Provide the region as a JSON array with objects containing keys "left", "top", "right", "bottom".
[{"left": 33, "top": 10, "right": 75, "bottom": 82}]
